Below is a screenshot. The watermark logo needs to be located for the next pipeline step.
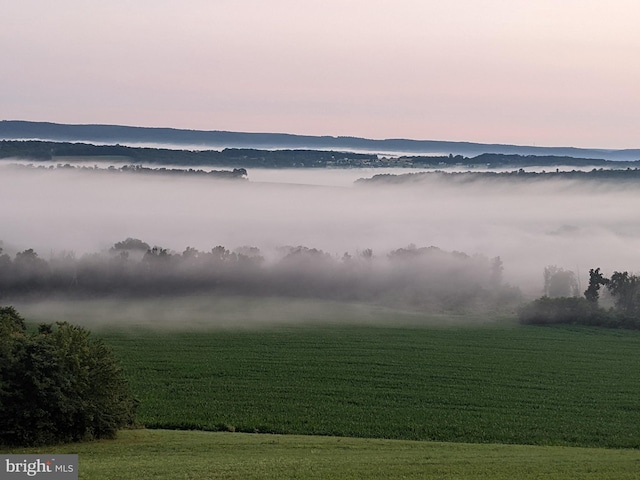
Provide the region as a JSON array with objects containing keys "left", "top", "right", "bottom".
[{"left": 1, "top": 455, "right": 77, "bottom": 479}]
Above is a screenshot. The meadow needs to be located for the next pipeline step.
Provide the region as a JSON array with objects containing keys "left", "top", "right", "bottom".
[
  {"left": 6, "top": 429, "right": 640, "bottom": 480},
  {"left": 98, "top": 319, "right": 640, "bottom": 448},
  {"left": 8, "top": 298, "right": 640, "bottom": 478}
]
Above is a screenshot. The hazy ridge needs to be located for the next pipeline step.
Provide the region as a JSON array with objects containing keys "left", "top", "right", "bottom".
[
  {"left": 2, "top": 120, "right": 639, "bottom": 161},
  {"left": 5, "top": 140, "right": 640, "bottom": 170}
]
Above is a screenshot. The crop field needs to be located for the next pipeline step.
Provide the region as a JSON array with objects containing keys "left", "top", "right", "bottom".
[{"left": 98, "top": 321, "right": 640, "bottom": 448}]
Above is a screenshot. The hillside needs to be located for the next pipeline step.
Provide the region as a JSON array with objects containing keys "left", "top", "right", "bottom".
[
  {"left": 2, "top": 140, "right": 639, "bottom": 170},
  {"left": 2, "top": 120, "right": 639, "bottom": 161}
]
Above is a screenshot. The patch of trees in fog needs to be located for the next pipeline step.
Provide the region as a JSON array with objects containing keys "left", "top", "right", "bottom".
[
  {"left": 2, "top": 162, "right": 248, "bottom": 180},
  {"left": 0, "top": 239, "right": 520, "bottom": 313},
  {"left": 519, "top": 267, "right": 640, "bottom": 329},
  {"left": 357, "top": 168, "right": 640, "bottom": 185},
  {"left": 402, "top": 153, "right": 640, "bottom": 168}
]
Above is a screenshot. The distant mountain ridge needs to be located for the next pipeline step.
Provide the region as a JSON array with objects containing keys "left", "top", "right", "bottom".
[{"left": 1, "top": 120, "right": 639, "bottom": 161}]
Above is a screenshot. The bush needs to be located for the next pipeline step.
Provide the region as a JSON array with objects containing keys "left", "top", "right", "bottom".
[
  {"left": 0, "top": 307, "right": 137, "bottom": 446},
  {"left": 517, "top": 296, "right": 601, "bottom": 326}
]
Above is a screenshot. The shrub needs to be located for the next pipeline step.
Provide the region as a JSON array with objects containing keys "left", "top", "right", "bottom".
[
  {"left": 517, "top": 296, "right": 600, "bottom": 325},
  {"left": 0, "top": 307, "right": 137, "bottom": 446}
]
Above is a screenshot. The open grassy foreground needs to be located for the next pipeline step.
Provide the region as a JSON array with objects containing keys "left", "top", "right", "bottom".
[
  {"left": 4, "top": 429, "right": 640, "bottom": 480},
  {"left": 93, "top": 320, "right": 640, "bottom": 448},
  {"left": 9, "top": 301, "right": 640, "bottom": 478}
]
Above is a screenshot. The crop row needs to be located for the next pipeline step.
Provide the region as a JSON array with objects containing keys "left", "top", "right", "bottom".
[{"left": 101, "top": 324, "right": 640, "bottom": 447}]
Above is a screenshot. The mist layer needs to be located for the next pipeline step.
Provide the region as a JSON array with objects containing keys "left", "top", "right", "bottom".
[{"left": 1, "top": 165, "right": 639, "bottom": 294}]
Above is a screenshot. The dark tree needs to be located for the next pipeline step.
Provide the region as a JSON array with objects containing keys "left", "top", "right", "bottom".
[
  {"left": 111, "top": 237, "right": 151, "bottom": 253},
  {"left": 0, "top": 309, "right": 137, "bottom": 446},
  {"left": 6, "top": 249, "right": 50, "bottom": 294},
  {"left": 584, "top": 268, "right": 609, "bottom": 305},
  {"left": 607, "top": 271, "right": 640, "bottom": 317}
]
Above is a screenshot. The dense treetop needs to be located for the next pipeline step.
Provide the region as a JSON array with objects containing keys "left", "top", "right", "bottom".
[
  {"left": 0, "top": 240, "right": 519, "bottom": 314},
  {"left": 0, "top": 307, "right": 137, "bottom": 446}
]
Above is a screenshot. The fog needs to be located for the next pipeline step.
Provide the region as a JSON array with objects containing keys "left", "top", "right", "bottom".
[
  {"left": 1, "top": 163, "right": 639, "bottom": 297},
  {"left": 247, "top": 166, "right": 608, "bottom": 187},
  {"left": 13, "top": 296, "right": 488, "bottom": 331}
]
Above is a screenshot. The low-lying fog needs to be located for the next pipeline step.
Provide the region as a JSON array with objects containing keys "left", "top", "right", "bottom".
[
  {"left": 1, "top": 163, "right": 639, "bottom": 295},
  {"left": 13, "top": 296, "right": 487, "bottom": 331}
]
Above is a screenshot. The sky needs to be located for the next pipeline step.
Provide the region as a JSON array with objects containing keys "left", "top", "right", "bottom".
[{"left": 2, "top": 0, "right": 639, "bottom": 148}]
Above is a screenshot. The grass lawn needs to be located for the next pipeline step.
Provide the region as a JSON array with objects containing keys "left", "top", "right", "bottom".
[{"left": 4, "top": 429, "right": 640, "bottom": 480}]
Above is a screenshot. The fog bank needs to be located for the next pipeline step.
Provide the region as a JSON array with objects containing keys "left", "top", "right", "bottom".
[
  {"left": 1, "top": 165, "right": 639, "bottom": 295},
  {"left": 14, "top": 296, "right": 494, "bottom": 331}
]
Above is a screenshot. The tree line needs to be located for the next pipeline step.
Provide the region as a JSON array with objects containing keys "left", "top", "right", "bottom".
[
  {"left": 356, "top": 168, "right": 640, "bottom": 186},
  {"left": 3, "top": 161, "right": 248, "bottom": 180},
  {"left": 4, "top": 140, "right": 639, "bottom": 170},
  {"left": 0, "top": 240, "right": 520, "bottom": 313},
  {"left": 403, "top": 153, "right": 640, "bottom": 168},
  {"left": 519, "top": 267, "right": 640, "bottom": 329},
  {"left": 0, "top": 140, "right": 377, "bottom": 168}
]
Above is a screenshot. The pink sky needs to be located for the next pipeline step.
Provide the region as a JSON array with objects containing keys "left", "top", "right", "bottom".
[{"left": 2, "top": 0, "right": 639, "bottom": 148}]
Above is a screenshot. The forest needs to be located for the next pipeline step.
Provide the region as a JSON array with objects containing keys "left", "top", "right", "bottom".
[
  {"left": 0, "top": 240, "right": 519, "bottom": 314},
  {"left": 2, "top": 139, "right": 639, "bottom": 169},
  {"left": 0, "top": 140, "right": 378, "bottom": 168}
]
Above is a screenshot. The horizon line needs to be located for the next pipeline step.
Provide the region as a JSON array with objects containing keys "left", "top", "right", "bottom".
[{"left": 1, "top": 119, "right": 638, "bottom": 154}]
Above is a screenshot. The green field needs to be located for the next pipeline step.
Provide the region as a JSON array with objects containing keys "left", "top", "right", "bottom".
[
  {"left": 97, "top": 321, "right": 640, "bottom": 448},
  {"left": 5, "top": 429, "right": 640, "bottom": 480},
  {"left": 8, "top": 300, "right": 640, "bottom": 479}
]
